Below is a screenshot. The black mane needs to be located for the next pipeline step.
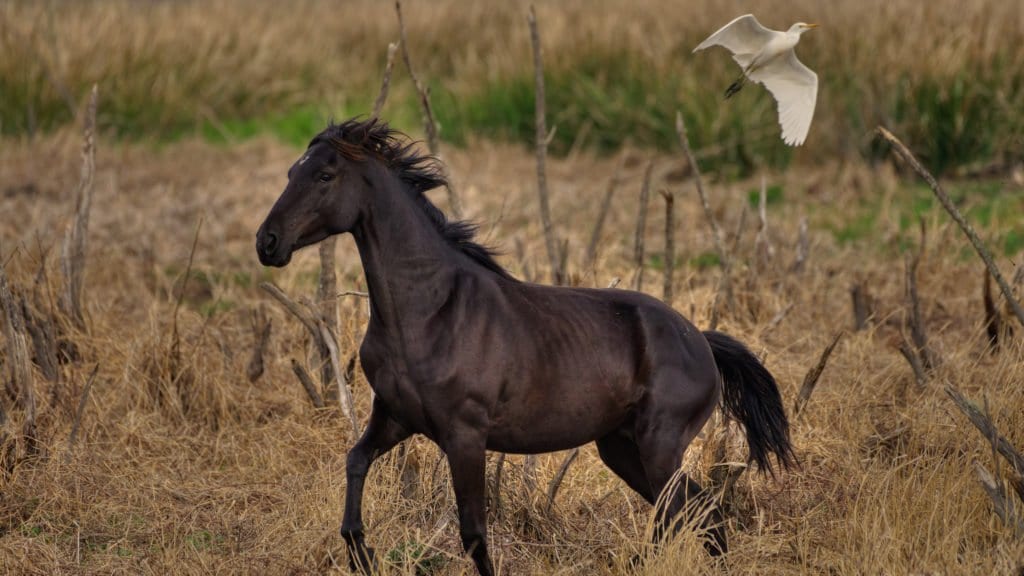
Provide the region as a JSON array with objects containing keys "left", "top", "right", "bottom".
[{"left": 311, "top": 118, "right": 514, "bottom": 280}]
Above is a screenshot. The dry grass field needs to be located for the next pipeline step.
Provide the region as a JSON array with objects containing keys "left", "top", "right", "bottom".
[{"left": 2, "top": 1, "right": 1024, "bottom": 575}]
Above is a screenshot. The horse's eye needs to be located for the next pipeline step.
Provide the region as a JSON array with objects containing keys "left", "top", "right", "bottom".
[{"left": 318, "top": 172, "right": 333, "bottom": 183}]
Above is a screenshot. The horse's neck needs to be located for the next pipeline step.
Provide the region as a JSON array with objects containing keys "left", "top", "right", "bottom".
[{"left": 352, "top": 179, "right": 459, "bottom": 332}]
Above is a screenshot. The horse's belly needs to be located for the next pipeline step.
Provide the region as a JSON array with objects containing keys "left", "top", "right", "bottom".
[{"left": 485, "top": 381, "right": 637, "bottom": 454}]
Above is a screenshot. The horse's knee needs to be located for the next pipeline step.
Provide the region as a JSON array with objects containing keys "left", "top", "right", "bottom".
[{"left": 346, "top": 446, "right": 371, "bottom": 478}]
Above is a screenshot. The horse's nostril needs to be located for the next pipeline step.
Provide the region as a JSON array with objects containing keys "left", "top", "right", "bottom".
[{"left": 264, "top": 232, "right": 279, "bottom": 254}]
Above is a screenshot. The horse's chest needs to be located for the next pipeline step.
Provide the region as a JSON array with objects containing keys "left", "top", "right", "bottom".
[{"left": 359, "top": 343, "right": 440, "bottom": 437}]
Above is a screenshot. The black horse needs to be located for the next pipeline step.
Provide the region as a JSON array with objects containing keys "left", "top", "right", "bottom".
[{"left": 256, "top": 118, "right": 794, "bottom": 575}]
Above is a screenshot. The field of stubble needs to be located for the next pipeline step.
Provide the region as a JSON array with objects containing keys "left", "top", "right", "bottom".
[
  {"left": 2, "top": 0, "right": 1024, "bottom": 574},
  {"left": 1, "top": 128, "right": 1022, "bottom": 574}
]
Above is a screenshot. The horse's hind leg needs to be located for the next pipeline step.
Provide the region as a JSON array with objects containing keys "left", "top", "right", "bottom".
[
  {"left": 635, "top": 370, "right": 726, "bottom": 555},
  {"left": 596, "top": 428, "right": 655, "bottom": 504},
  {"left": 443, "top": 429, "right": 494, "bottom": 576},
  {"left": 341, "top": 398, "right": 411, "bottom": 573}
]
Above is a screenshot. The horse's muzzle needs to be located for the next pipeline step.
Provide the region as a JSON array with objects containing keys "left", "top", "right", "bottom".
[{"left": 256, "top": 228, "right": 291, "bottom": 267}]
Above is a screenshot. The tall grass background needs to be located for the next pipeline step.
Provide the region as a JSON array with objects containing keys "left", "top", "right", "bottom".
[{"left": 3, "top": 0, "right": 1023, "bottom": 174}]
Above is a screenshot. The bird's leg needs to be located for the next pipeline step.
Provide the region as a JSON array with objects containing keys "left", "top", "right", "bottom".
[{"left": 724, "top": 74, "right": 746, "bottom": 99}]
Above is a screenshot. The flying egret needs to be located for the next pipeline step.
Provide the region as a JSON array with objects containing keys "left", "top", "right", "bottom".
[{"left": 694, "top": 15, "right": 819, "bottom": 146}]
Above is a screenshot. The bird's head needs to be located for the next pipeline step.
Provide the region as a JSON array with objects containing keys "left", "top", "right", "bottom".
[{"left": 789, "top": 22, "right": 819, "bottom": 35}]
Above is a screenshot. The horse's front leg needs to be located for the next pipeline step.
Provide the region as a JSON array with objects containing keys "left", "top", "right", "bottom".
[
  {"left": 341, "top": 398, "right": 410, "bottom": 574},
  {"left": 444, "top": 430, "right": 494, "bottom": 576}
]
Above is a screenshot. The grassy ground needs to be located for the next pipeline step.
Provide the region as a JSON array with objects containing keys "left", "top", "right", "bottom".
[
  {"left": 2, "top": 1, "right": 1024, "bottom": 574},
  {"left": 3, "top": 0, "right": 1024, "bottom": 173},
  {"left": 0, "top": 125, "right": 1022, "bottom": 574}
]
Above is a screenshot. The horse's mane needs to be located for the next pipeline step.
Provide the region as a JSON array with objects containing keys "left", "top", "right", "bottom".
[{"left": 310, "top": 118, "right": 514, "bottom": 281}]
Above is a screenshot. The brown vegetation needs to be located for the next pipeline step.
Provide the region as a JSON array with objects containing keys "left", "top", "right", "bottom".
[
  {"left": 1, "top": 117, "right": 1022, "bottom": 573},
  {"left": 2, "top": 1, "right": 1024, "bottom": 573}
]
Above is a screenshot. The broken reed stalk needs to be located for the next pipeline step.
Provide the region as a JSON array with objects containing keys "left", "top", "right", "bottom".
[
  {"left": 317, "top": 318, "right": 360, "bottom": 436},
  {"left": 523, "top": 454, "right": 539, "bottom": 496},
  {"left": 0, "top": 392, "right": 7, "bottom": 463},
  {"left": 905, "top": 252, "right": 939, "bottom": 371},
  {"left": 60, "top": 84, "right": 98, "bottom": 330},
  {"left": 395, "top": 442, "right": 419, "bottom": 500},
  {"left": 371, "top": 42, "right": 399, "bottom": 119},
  {"left": 260, "top": 282, "right": 358, "bottom": 433},
  {"left": 945, "top": 384, "right": 1024, "bottom": 473},
  {"left": 66, "top": 364, "right": 99, "bottom": 457},
  {"left": 1, "top": 295, "right": 34, "bottom": 454},
  {"left": 766, "top": 302, "right": 795, "bottom": 332},
  {"left": 754, "top": 176, "right": 774, "bottom": 268},
  {"left": 706, "top": 414, "right": 746, "bottom": 504},
  {"left": 546, "top": 448, "right": 579, "bottom": 512},
  {"left": 729, "top": 205, "right": 747, "bottom": 261},
  {"left": 21, "top": 297, "right": 58, "bottom": 382},
  {"left": 660, "top": 189, "right": 676, "bottom": 303},
  {"left": 974, "top": 461, "right": 1024, "bottom": 536},
  {"left": 246, "top": 306, "right": 271, "bottom": 383},
  {"left": 850, "top": 282, "right": 872, "bottom": 331},
  {"left": 170, "top": 218, "right": 203, "bottom": 370},
  {"left": 395, "top": 1, "right": 460, "bottom": 217},
  {"left": 983, "top": 271, "right": 1001, "bottom": 351},
  {"left": 675, "top": 111, "right": 731, "bottom": 308},
  {"left": 260, "top": 282, "right": 360, "bottom": 432},
  {"left": 1, "top": 259, "right": 38, "bottom": 455},
  {"left": 528, "top": 5, "right": 563, "bottom": 285},
  {"left": 632, "top": 160, "right": 654, "bottom": 291},
  {"left": 514, "top": 237, "right": 534, "bottom": 283},
  {"left": 793, "top": 216, "right": 809, "bottom": 273},
  {"left": 290, "top": 359, "right": 325, "bottom": 409},
  {"left": 318, "top": 239, "right": 339, "bottom": 403},
  {"left": 877, "top": 127, "right": 1024, "bottom": 329},
  {"left": 584, "top": 156, "right": 624, "bottom": 270},
  {"left": 794, "top": 330, "right": 844, "bottom": 415},
  {"left": 947, "top": 384, "right": 1024, "bottom": 533},
  {"left": 897, "top": 334, "right": 928, "bottom": 388},
  {"left": 491, "top": 452, "right": 506, "bottom": 514},
  {"left": 304, "top": 35, "right": 399, "bottom": 405},
  {"left": 260, "top": 282, "right": 319, "bottom": 336}
]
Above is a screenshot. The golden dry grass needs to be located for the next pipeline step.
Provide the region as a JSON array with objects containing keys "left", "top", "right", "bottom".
[
  {"left": 2, "top": 2, "right": 1024, "bottom": 573},
  {"left": 0, "top": 122, "right": 1022, "bottom": 575}
]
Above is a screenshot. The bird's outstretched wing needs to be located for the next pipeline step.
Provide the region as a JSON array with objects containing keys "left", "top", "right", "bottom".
[
  {"left": 748, "top": 50, "right": 818, "bottom": 146},
  {"left": 693, "top": 14, "right": 775, "bottom": 68}
]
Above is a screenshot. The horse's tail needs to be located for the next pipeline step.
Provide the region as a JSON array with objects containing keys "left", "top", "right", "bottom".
[{"left": 703, "top": 330, "right": 795, "bottom": 475}]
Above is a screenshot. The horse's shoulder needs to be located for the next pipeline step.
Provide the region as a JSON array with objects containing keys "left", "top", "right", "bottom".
[{"left": 358, "top": 326, "right": 388, "bottom": 373}]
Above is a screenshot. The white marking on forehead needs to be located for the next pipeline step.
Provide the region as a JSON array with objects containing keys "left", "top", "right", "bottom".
[{"left": 298, "top": 153, "right": 311, "bottom": 165}]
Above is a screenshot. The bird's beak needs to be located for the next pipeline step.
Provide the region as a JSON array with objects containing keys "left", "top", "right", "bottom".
[{"left": 806, "top": 23, "right": 819, "bottom": 29}]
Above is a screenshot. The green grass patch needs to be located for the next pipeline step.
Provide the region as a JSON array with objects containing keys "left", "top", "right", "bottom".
[
  {"left": 386, "top": 540, "right": 446, "bottom": 573},
  {"left": 831, "top": 210, "right": 878, "bottom": 245},
  {"left": 746, "top": 184, "right": 784, "bottom": 208},
  {"left": 186, "top": 529, "right": 224, "bottom": 552},
  {"left": 199, "top": 105, "right": 333, "bottom": 147},
  {"left": 431, "top": 51, "right": 794, "bottom": 175},
  {"left": 1003, "top": 229, "right": 1024, "bottom": 256},
  {"left": 689, "top": 251, "right": 721, "bottom": 270},
  {"left": 888, "top": 74, "right": 1003, "bottom": 175}
]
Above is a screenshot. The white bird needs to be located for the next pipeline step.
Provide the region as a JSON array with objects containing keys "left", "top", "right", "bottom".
[{"left": 694, "top": 14, "right": 819, "bottom": 146}]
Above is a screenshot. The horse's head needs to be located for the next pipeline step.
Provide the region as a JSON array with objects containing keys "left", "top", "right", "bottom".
[{"left": 256, "top": 134, "right": 368, "bottom": 267}]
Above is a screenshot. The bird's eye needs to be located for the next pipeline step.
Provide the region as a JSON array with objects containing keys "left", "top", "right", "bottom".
[{"left": 318, "top": 172, "right": 333, "bottom": 183}]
